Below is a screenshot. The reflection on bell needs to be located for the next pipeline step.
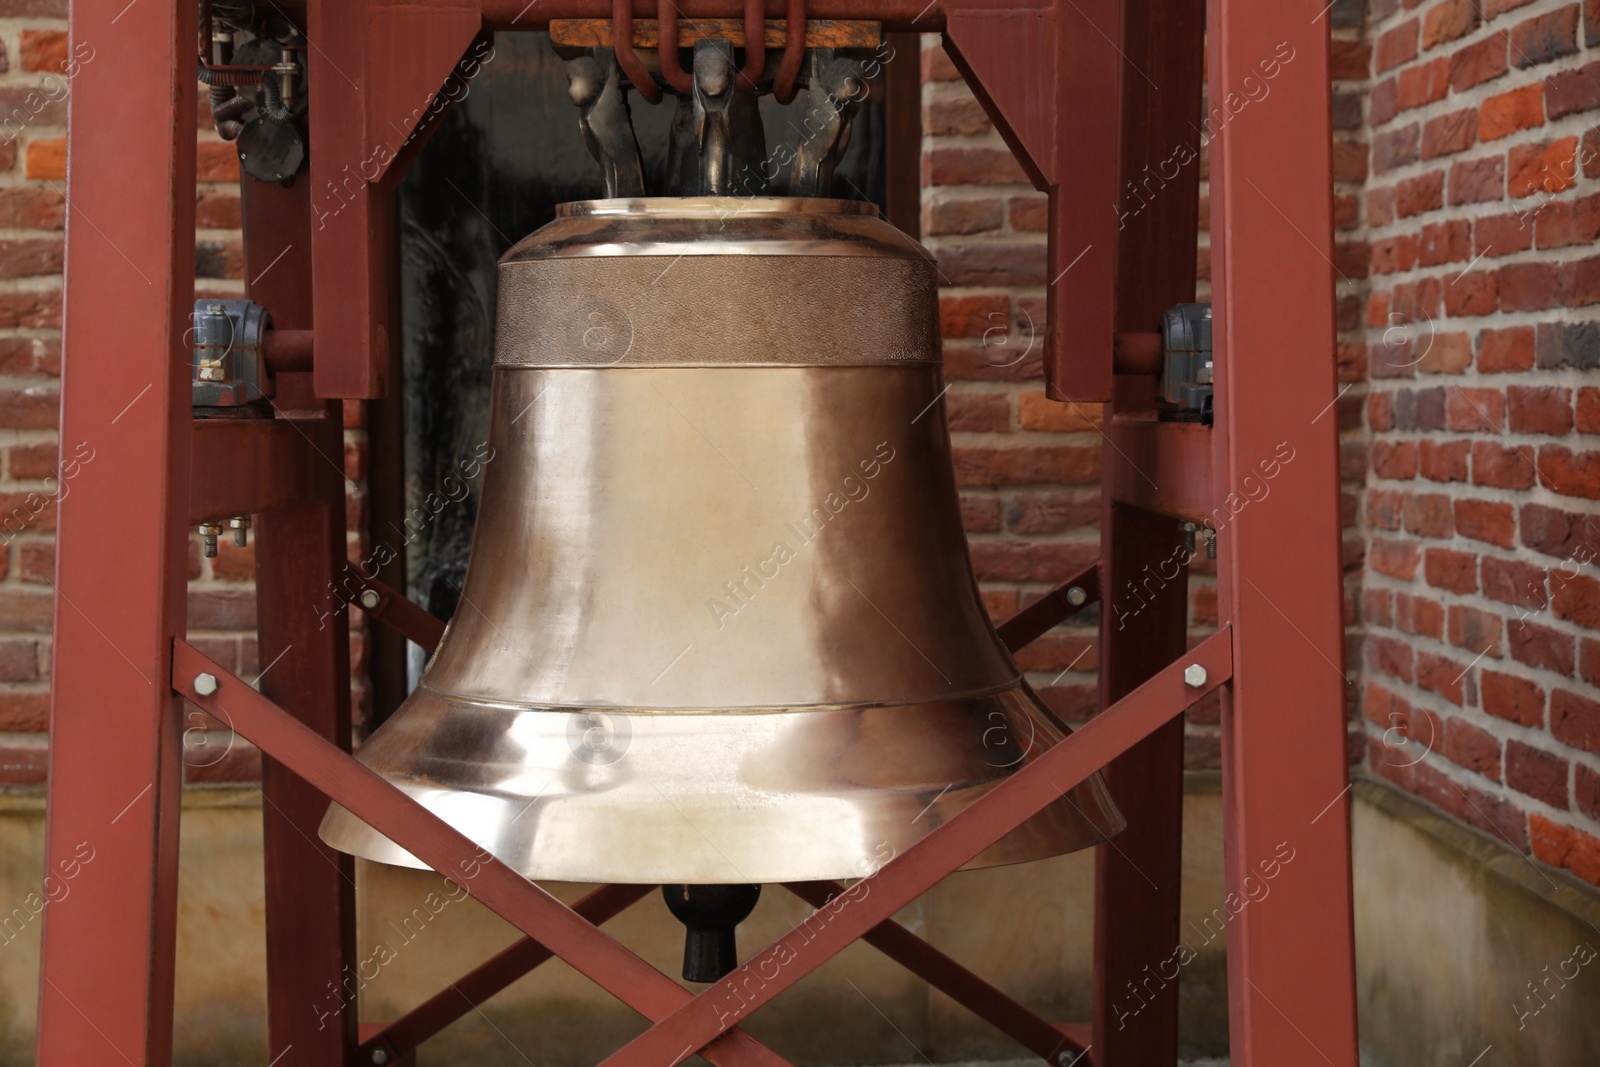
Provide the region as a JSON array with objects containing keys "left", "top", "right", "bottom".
[{"left": 319, "top": 197, "right": 1125, "bottom": 885}]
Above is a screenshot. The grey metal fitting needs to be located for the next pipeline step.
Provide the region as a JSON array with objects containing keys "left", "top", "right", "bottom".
[
  {"left": 199, "top": 522, "right": 221, "bottom": 558},
  {"left": 192, "top": 299, "right": 274, "bottom": 409}
]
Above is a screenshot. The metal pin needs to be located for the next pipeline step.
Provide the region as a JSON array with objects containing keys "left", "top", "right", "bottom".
[{"left": 199, "top": 522, "right": 221, "bottom": 558}]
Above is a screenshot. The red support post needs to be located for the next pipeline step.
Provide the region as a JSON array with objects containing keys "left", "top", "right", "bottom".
[
  {"left": 1091, "top": 1, "right": 1207, "bottom": 1063},
  {"left": 241, "top": 178, "right": 361, "bottom": 1065},
  {"left": 1207, "top": 0, "right": 1360, "bottom": 1063},
  {"left": 36, "top": 1, "right": 197, "bottom": 1063}
]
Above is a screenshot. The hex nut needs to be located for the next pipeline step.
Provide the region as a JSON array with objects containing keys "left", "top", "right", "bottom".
[
  {"left": 1183, "top": 664, "right": 1207, "bottom": 688},
  {"left": 193, "top": 673, "right": 219, "bottom": 697},
  {"left": 359, "top": 590, "right": 382, "bottom": 610},
  {"left": 1065, "top": 586, "right": 1087, "bottom": 607}
]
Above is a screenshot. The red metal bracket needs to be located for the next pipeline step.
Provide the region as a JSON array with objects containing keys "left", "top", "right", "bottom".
[{"left": 996, "top": 561, "right": 1100, "bottom": 652}]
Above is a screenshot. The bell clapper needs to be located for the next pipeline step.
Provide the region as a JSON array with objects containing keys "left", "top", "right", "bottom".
[{"left": 661, "top": 884, "right": 761, "bottom": 983}]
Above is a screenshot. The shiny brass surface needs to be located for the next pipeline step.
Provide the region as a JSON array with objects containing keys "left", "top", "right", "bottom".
[{"left": 320, "top": 198, "right": 1124, "bottom": 884}]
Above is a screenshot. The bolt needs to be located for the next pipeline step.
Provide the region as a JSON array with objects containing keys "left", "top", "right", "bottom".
[
  {"left": 1205, "top": 528, "right": 1218, "bottom": 560},
  {"left": 199, "top": 522, "right": 221, "bottom": 558},
  {"left": 1065, "top": 586, "right": 1087, "bottom": 607},
  {"left": 359, "top": 589, "right": 381, "bottom": 610},
  {"left": 371, "top": 1049, "right": 391, "bottom": 1065},
  {"left": 193, "top": 673, "right": 219, "bottom": 697},
  {"left": 1180, "top": 521, "right": 1198, "bottom": 555},
  {"left": 207, "top": 302, "right": 226, "bottom": 314},
  {"left": 1184, "top": 664, "right": 1208, "bottom": 689},
  {"left": 230, "top": 516, "right": 249, "bottom": 547}
]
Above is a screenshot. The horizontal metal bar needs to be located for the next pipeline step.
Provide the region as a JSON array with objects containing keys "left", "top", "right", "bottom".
[
  {"left": 1112, "top": 332, "right": 1161, "bottom": 376},
  {"left": 996, "top": 562, "right": 1099, "bottom": 652},
  {"left": 596, "top": 629, "right": 1234, "bottom": 1066},
  {"left": 346, "top": 570, "right": 447, "bottom": 653},
  {"left": 367, "top": 883, "right": 656, "bottom": 1058},
  {"left": 169, "top": 640, "right": 793, "bottom": 1067},
  {"left": 264, "top": 329, "right": 313, "bottom": 373},
  {"left": 190, "top": 417, "right": 317, "bottom": 521},
  {"left": 1103, "top": 417, "right": 1214, "bottom": 525},
  {"left": 783, "top": 881, "right": 1084, "bottom": 1061}
]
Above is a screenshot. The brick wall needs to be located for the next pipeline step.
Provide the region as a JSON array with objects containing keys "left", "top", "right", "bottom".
[
  {"left": 0, "top": 2, "right": 370, "bottom": 787},
  {"left": 1, "top": 2, "right": 1597, "bottom": 897},
  {"left": 1358, "top": 0, "right": 1600, "bottom": 887}
]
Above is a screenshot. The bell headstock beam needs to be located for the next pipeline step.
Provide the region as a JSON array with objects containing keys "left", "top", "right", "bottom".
[{"left": 302, "top": 0, "right": 1124, "bottom": 401}]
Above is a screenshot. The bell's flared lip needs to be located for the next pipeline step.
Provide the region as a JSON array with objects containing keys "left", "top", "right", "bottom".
[{"left": 555, "top": 195, "right": 879, "bottom": 219}]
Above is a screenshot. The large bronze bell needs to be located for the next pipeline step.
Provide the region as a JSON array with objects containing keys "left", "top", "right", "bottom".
[{"left": 319, "top": 197, "right": 1124, "bottom": 886}]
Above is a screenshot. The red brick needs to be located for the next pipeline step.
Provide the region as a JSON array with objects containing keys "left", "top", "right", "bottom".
[
  {"left": 1443, "top": 387, "right": 1501, "bottom": 433},
  {"left": 0, "top": 387, "right": 58, "bottom": 429},
  {"left": 18, "top": 29, "right": 66, "bottom": 72},
  {"left": 1578, "top": 386, "right": 1600, "bottom": 432},
  {"left": 196, "top": 141, "right": 242, "bottom": 183},
  {"left": 1510, "top": 5, "right": 1579, "bottom": 68},
  {"left": 935, "top": 243, "right": 1046, "bottom": 287},
  {"left": 1444, "top": 271, "right": 1497, "bottom": 317},
  {"left": 1579, "top": 763, "right": 1600, "bottom": 820},
  {"left": 0, "top": 692, "right": 47, "bottom": 732},
  {"left": 1482, "top": 557, "right": 1548, "bottom": 612},
  {"left": 1451, "top": 33, "right": 1510, "bottom": 93},
  {"left": 1395, "top": 592, "right": 1445, "bottom": 638},
  {"left": 1454, "top": 499, "right": 1516, "bottom": 548},
  {"left": 195, "top": 190, "right": 242, "bottom": 231},
  {"left": 186, "top": 589, "right": 256, "bottom": 630},
  {"left": 1483, "top": 670, "right": 1546, "bottom": 726},
  {"left": 1449, "top": 156, "right": 1505, "bottom": 204},
  {"left": 1444, "top": 716, "right": 1501, "bottom": 777},
  {"left": 1370, "top": 538, "right": 1422, "bottom": 580},
  {"left": 1452, "top": 605, "right": 1505, "bottom": 659},
  {"left": 0, "top": 590, "right": 52, "bottom": 632},
  {"left": 1421, "top": 108, "right": 1476, "bottom": 162},
  {"left": 1484, "top": 0, "right": 1537, "bottom": 14},
  {"left": 1507, "top": 741, "right": 1569, "bottom": 807},
  {"left": 1534, "top": 193, "right": 1600, "bottom": 250},
  {"left": 0, "top": 187, "right": 64, "bottom": 230},
  {"left": 1012, "top": 632, "right": 1097, "bottom": 673},
  {"left": 1371, "top": 77, "right": 1399, "bottom": 126},
  {"left": 0, "top": 336, "right": 59, "bottom": 378},
  {"left": 1008, "top": 197, "right": 1047, "bottom": 233},
  {"left": 1420, "top": 332, "right": 1472, "bottom": 374},
  {"left": 1477, "top": 326, "right": 1535, "bottom": 371},
  {"left": 1510, "top": 618, "right": 1576, "bottom": 675},
  {"left": 1331, "top": 141, "right": 1370, "bottom": 183},
  {"left": 1369, "top": 635, "right": 1416, "bottom": 682},
  {"left": 1398, "top": 57, "right": 1452, "bottom": 111},
  {"left": 1547, "top": 60, "right": 1600, "bottom": 119},
  {"left": 0, "top": 639, "right": 38, "bottom": 682},
  {"left": 1474, "top": 213, "right": 1535, "bottom": 258},
  {"left": 924, "top": 94, "right": 992, "bottom": 136},
  {"left": 922, "top": 46, "right": 961, "bottom": 82},
  {"left": 1425, "top": 547, "right": 1478, "bottom": 593},
  {"left": 18, "top": 542, "right": 52, "bottom": 584},
  {"left": 1017, "top": 395, "right": 1102, "bottom": 432},
  {"left": 1004, "top": 490, "right": 1099, "bottom": 534},
  {"left": 1520, "top": 502, "right": 1600, "bottom": 560},
  {"left": 1419, "top": 220, "right": 1470, "bottom": 266},
  {"left": 1365, "top": 590, "right": 1396, "bottom": 628},
  {"left": 1396, "top": 171, "right": 1445, "bottom": 217},
  {"left": 1500, "top": 262, "right": 1574, "bottom": 311},
  {"left": 1553, "top": 688, "right": 1600, "bottom": 754},
  {"left": 1479, "top": 85, "right": 1544, "bottom": 142},
  {"left": 1371, "top": 235, "right": 1419, "bottom": 275},
  {"left": 1373, "top": 440, "right": 1418, "bottom": 480},
  {"left": 923, "top": 197, "right": 1002, "bottom": 236},
  {"left": 1552, "top": 571, "right": 1600, "bottom": 628},
  {"left": 939, "top": 295, "right": 1010, "bottom": 339},
  {"left": 0, "top": 237, "right": 62, "bottom": 279},
  {"left": 1508, "top": 138, "right": 1580, "bottom": 198},
  {"left": 1530, "top": 815, "right": 1600, "bottom": 886},
  {"left": 943, "top": 393, "right": 1008, "bottom": 434},
  {"left": 1505, "top": 385, "right": 1573, "bottom": 436},
  {"left": 1375, "top": 124, "right": 1421, "bottom": 174},
  {"left": 1537, "top": 445, "right": 1600, "bottom": 499},
  {"left": 1471, "top": 440, "right": 1536, "bottom": 489},
  {"left": 1423, "top": 0, "right": 1482, "bottom": 47},
  {"left": 1459, "top": 783, "right": 1530, "bottom": 849},
  {"left": 960, "top": 495, "right": 1001, "bottom": 533},
  {"left": 1401, "top": 493, "right": 1453, "bottom": 539},
  {"left": 1421, "top": 439, "right": 1471, "bottom": 482},
  {"left": 953, "top": 445, "right": 1098, "bottom": 486},
  {"left": 1376, "top": 18, "right": 1419, "bottom": 72},
  {"left": 925, "top": 146, "right": 1029, "bottom": 186}
]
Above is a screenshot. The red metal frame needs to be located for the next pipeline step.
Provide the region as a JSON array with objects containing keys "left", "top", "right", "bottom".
[{"left": 39, "top": 1, "right": 1359, "bottom": 1065}]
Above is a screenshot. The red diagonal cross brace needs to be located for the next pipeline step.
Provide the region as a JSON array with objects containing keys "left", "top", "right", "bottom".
[
  {"left": 173, "top": 628, "right": 1230, "bottom": 1066},
  {"left": 172, "top": 641, "right": 791, "bottom": 1067}
]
